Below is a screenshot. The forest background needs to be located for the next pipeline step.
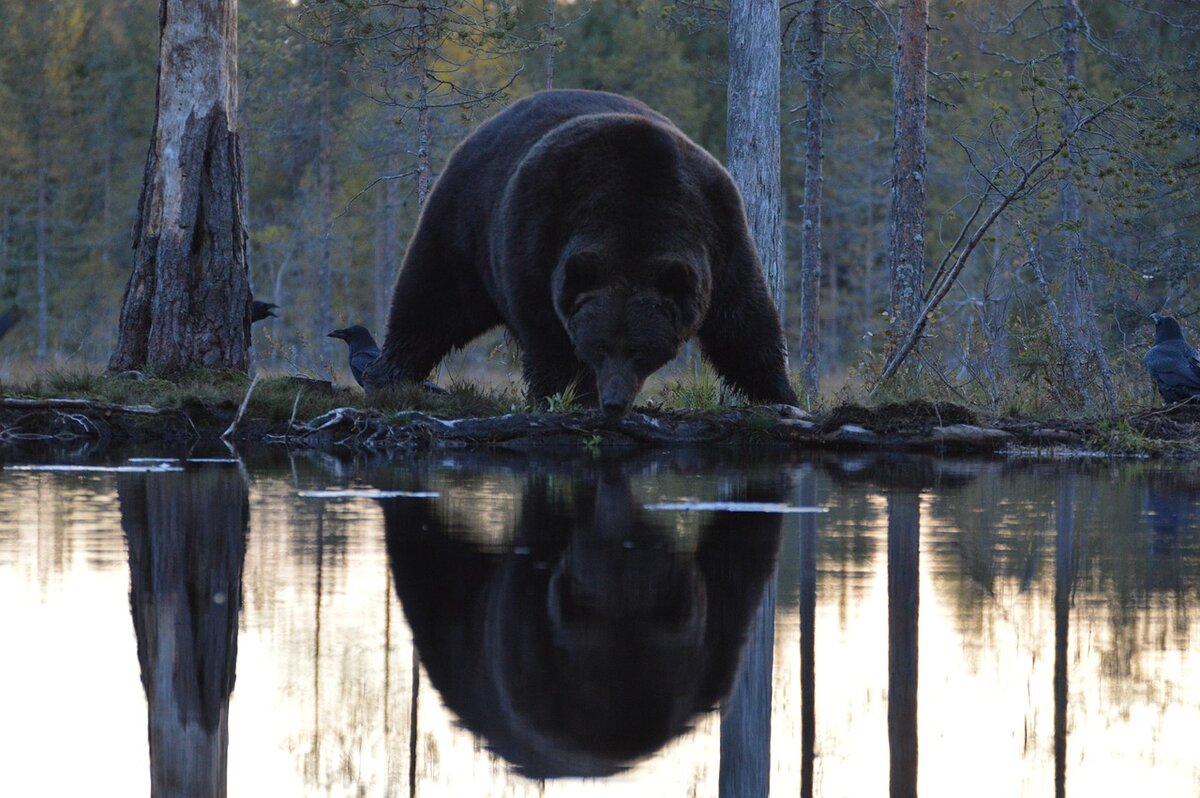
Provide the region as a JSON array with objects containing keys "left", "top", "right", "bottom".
[{"left": 0, "top": 0, "right": 1197, "bottom": 415}]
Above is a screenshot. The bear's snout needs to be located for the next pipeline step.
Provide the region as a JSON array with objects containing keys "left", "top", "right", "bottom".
[{"left": 598, "top": 365, "right": 638, "bottom": 420}]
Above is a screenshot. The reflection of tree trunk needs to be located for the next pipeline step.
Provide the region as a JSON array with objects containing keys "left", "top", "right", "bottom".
[
  {"left": 887, "top": 491, "right": 919, "bottom": 798},
  {"left": 798, "top": 468, "right": 818, "bottom": 798},
  {"left": 409, "top": 649, "right": 420, "bottom": 798},
  {"left": 120, "top": 468, "right": 249, "bottom": 798},
  {"left": 1054, "top": 476, "right": 1075, "bottom": 798},
  {"left": 719, "top": 575, "right": 776, "bottom": 798}
]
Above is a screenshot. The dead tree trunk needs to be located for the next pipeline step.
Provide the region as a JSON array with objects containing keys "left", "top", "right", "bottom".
[
  {"left": 414, "top": 5, "right": 434, "bottom": 208},
  {"left": 887, "top": 0, "right": 928, "bottom": 338},
  {"left": 727, "top": 0, "right": 785, "bottom": 316},
  {"left": 109, "top": 0, "right": 250, "bottom": 374},
  {"left": 798, "top": 0, "right": 827, "bottom": 403}
]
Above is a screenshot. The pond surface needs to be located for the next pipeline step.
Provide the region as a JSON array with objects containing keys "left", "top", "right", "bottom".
[{"left": 1, "top": 447, "right": 1198, "bottom": 797}]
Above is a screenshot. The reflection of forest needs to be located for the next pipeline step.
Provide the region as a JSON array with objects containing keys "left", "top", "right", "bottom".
[{"left": 0, "top": 452, "right": 1198, "bottom": 795}]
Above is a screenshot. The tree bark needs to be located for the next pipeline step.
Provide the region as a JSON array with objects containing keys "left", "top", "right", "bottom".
[
  {"left": 35, "top": 124, "right": 49, "bottom": 361},
  {"left": 544, "top": 0, "right": 557, "bottom": 91},
  {"left": 887, "top": 0, "right": 928, "bottom": 337},
  {"left": 318, "top": 42, "right": 335, "bottom": 363},
  {"left": 798, "top": 0, "right": 827, "bottom": 402},
  {"left": 414, "top": 5, "right": 434, "bottom": 209},
  {"left": 727, "top": 0, "right": 785, "bottom": 316},
  {"left": 109, "top": 0, "right": 251, "bottom": 374},
  {"left": 1060, "top": 0, "right": 1118, "bottom": 413}
]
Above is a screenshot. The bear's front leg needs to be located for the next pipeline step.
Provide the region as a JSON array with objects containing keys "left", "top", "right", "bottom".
[
  {"left": 520, "top": 335, "right": 598, "bottom": 410},
  {"left": 698, "top": 287, "right": 798, "bottom": 407},
  {"left": 364, "top": 237, "right": 501, "bottom": 392}
]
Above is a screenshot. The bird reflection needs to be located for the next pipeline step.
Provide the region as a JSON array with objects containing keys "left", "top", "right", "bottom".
[
  {"left": 119, "top": 467, "right": 249, "bottom": 798},
  {"left": 379, "top": 459, "right": 785, "bottom": 779}
]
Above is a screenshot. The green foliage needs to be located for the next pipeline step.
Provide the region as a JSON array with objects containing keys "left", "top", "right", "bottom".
[
  {"left": 656, "top": 358, "right": 722, "bottom": 411},
  {"left": 543, "top": 380, "right": 583, "bottom": 413}
]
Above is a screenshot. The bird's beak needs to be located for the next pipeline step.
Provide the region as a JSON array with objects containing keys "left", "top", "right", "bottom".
[
  {"left": 327, "top": 330, "right": 344, "bottom": 340},
  {"left": 267, "top": 306, "right": 279, "bottom": 318}
]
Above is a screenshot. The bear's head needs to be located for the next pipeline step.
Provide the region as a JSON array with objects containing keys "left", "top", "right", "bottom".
[{"left": 554, "top": 249, "right": 708, "bottom": 419}]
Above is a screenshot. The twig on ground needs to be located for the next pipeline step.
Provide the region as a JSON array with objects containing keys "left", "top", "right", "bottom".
[{"left": 222, "top": 375, "right": 261, "bottom": 442}]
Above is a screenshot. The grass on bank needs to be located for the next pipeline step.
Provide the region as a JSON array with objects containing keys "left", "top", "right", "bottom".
[
  {"left": 0, "top": 350, "right": 1183, "bottom": 433},
  {"left": 1, "top": 367, "right": 521, "bottom": 425}
]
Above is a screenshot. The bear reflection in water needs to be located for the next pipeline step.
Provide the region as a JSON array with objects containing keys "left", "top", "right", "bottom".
[{"left": 380, "top": 458, "right": 784, "bottom": 779}]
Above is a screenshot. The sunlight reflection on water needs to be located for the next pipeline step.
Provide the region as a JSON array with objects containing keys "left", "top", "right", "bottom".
[{"left": 0, "top": 450, "right": 1197, "bottom": 797}]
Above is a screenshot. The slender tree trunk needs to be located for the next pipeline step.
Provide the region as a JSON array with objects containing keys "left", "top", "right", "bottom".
[
  {"left": 35, "top": 127, "right": 49, "bottom": 361},
  {"left": 109, "top": 0, "right": 250, "bottom": 374},
  {"left": 1060, "top": 0, "right": 1117, "bottom": 413},
  {"left": 373, "top": 147, "right": 403, "bottom": 336},
  {"left": 415, "top": 5, "right": 433, "bottom": 209},
  {"left": 798, "top": 0, "right": 827, "bottom": 403},
  {"left": 544, "top": 0, "right": 557, "bottom": 90},
  {"left": 887, "top": 0, "right": 928, "bottom": 337},
  {"left": 727, "top": 0, "right": 785, "bottom": 316},
  {"left": 1024, "top": 228, "right": 1092, "bottom": 406},
  {"left": 318, "top": 43, "right": 335, "bottom": 362}
]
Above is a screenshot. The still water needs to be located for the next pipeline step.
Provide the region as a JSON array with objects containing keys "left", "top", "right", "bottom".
[{"left": 0, "top": 447, "right": 1198, "bottom": 797}]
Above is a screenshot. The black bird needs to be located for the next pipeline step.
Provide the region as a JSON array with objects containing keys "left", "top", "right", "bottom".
[
  {"left": 1145, "top": 313, "right": 1200, "bottom": 404},
  {"left": 0, "top": 304, "right": 23, "bottom": 343},
  {"left": 251, "top": 300, "right": 279, "bottom": 323},
  {"left": 328, "top": 325, "right": 381, "bottom": 388}
]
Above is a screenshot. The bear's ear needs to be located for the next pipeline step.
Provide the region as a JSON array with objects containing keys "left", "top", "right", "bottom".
[{"left": 560, "top": 250, "right": 605, "bottom": 310}]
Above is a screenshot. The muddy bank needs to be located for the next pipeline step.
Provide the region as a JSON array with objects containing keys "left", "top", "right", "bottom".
[{"left": 2, "top": 396, "right": 1197, "bottom": 458}]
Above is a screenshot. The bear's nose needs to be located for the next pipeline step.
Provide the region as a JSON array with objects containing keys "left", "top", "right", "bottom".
[{"left": 601, "top": 396, "right": 629, "bottom": 419}]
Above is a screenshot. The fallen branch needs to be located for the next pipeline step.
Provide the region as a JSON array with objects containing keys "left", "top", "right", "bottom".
[
  {"left": 222, "top": 375, "right": 261, "bottom": 441},
  {"left": 868, "top": 90, "right": 1137, "bottom": 399}
]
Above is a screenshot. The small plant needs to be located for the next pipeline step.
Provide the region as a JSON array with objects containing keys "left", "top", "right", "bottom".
[
  {"left": 544, "top": 380, "right": 582, "bottom": 413},
  {"left": 658, "top": 357, "right": 721, "bottom": 410},
  {"left": 582, "top": 433, "right": 603, "bottom": 456}
]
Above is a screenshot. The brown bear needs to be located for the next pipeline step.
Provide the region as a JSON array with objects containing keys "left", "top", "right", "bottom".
[{"left": 364, "top": 89, "right": 798, "bottom": 417}]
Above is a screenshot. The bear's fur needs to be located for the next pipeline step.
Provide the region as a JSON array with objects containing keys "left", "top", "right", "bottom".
[{"left": 365, "top": 89, "right": 797, "bottom": 416}]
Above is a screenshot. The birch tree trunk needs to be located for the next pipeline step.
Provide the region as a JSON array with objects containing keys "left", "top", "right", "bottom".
[
  {"left": 887, "top": 0, "right": 928, "bottom": 337},
  {"left": 798, "top": 0, "right": 827, "bottom": 402},
  {"left": 109, "top": 0, "right": 250, "bottom": 374},
  {"left": 727, "top": 0, "right": 784, "bottom": 316}
]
